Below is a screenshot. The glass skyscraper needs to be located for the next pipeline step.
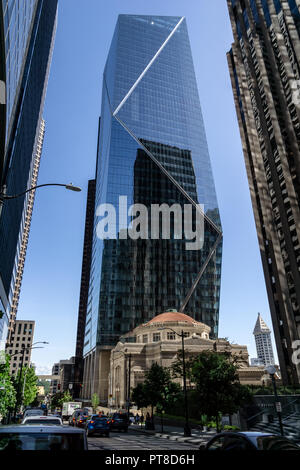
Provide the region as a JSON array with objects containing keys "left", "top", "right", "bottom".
[
  {"left": 227, "top": 0, "right": 300, "bottom": 385},
  {"left": 0, "top": 0, "right": 58, "bottom": 347},
  {"left": 81, "top": 15, "right": 222, "bottom": 401}
]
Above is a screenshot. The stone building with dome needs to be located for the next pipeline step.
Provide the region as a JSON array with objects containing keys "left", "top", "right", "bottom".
[{"left": 107, "top": 310, "right": 267, "bottom": 409}]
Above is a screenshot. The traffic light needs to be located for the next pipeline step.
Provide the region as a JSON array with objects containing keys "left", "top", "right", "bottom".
[{"left": 57, "top": 383, "right": 61, "bottom": 391}]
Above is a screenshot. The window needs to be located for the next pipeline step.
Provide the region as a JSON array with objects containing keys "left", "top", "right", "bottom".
[
  {"left": 17, "top": 324, "right": 22, "bottom": 334},
  {"left": 167, "top": 332, "right": 176, "bottom": 340},
  {"left": 153, "top": 333, "right": 161, "bottom": 342},
  {"left": 23, "top": 324, "right": 27, "bottom": 334},
  {"left": 142, "top": 334, "right": 148, "bottom": 343},
  {"left": 183, "top": 332, "right": 190, "bottom": 338},
  {"left": 207, "top": 437, "right": 225, "bottom": 450}
]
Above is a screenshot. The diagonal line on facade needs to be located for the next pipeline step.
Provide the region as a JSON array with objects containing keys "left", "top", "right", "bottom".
[
  {"left": 113, "top": 16, "right": 185, "bottom": 117},
  {"left": 113, "top": 113, "right": 222, "bottom": 235},
  {"left": 113, "top": 113, "right": 223, "bottom": 312},
  {"left": 104, "top": 66, "right": 223, "bottom": 314}
]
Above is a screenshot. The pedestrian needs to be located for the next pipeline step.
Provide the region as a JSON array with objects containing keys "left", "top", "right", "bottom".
[
  {"left": 140, "top": 414, "right": 144, "bottom": 427},
  {"left": 135, "top": 414, "right": 140, "bottom": 425}
]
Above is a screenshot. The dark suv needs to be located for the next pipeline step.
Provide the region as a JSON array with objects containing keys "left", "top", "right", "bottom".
[{"left": 109, "top": 412, "right": 129, "bottom": 432}]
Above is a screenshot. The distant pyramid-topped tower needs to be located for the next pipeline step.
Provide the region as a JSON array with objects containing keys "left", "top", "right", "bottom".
[{"left": 253, "top": 313, "right": 275, "bottom": 367}]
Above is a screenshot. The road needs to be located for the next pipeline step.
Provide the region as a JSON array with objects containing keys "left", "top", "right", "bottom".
[{"left": 87, "top": 429, "right": 199, "bottom": 450}]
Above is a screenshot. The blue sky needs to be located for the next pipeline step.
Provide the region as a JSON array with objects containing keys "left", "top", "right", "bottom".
[{"left": 17, "top": 0, "right": 277, "bottom": 374}]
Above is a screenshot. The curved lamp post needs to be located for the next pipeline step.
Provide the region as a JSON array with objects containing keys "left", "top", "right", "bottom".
[
  {"left": 158, "top": 326, "right": 192, "bottom": 437},
  {"left": 12, "top": 341, "right": 49, "bottom": 419},
  {"left": 265, "top": 365, "right": 284, "bottom": 436},
  {"left": 0, "top": 183, "right": 81, "bottom": 202}
]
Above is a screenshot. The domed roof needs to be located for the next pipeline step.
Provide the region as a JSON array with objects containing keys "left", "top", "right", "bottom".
[{"left": 147, "top": 311, "right": 199, "bottom": 325}]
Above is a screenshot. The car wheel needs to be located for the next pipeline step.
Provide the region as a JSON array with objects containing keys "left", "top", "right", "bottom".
[{"left": 124, "top": 428, "right": 128, "bottom": 433}]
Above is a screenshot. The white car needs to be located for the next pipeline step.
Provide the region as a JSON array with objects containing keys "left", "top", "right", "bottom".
[{"left": 21, "top": 415, "right": 63, "bottom": 426}]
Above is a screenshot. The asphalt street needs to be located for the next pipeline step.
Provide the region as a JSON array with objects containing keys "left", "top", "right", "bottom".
[{"left": 87, "top": 429, "right": 200, "bottom": 450}]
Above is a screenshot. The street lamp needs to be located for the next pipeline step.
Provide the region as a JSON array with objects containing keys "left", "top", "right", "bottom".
[
  {"left": 158, "top": 327, "right": 192, "bottom": 437},
  {"left": 125, "top": 349, "right": 132, "bottom": 417},
  {"left": 0, "top": 182, "right": 81, "bottom": 202},
  {"left": 11, "top": 341, "right": 49, "bottom": 419},
  {"left": 265, "top": 365, "right": 284, "bottom": 436}
]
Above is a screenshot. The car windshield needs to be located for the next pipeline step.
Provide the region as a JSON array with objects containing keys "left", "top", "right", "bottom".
[
  {"left": 0, "top": 433, "right": 85, "bottom": 451},
  {"left": 257, "top": 436, "right": 300, "bottom": 450},
  {"left": 24, "top": 411, "right": 44, "bottom": 416},
  {"left": 24, "top": 419, "right": 61, "bottom": 425}
]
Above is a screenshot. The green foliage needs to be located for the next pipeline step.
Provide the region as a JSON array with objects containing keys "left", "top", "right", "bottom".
[
  {"left": 23, "top": 367, "right": 38, "bottom": 406},
  {"left": 0, "top": 355, "right": 16, "bottom": 418},
  {"left": 223, "top": 425, "right": 240, "bottom": 431},
  {"left": 131, "top": 383, "right": 148, "bottom": 409},
  {"left": 91, "top": 393, "right": 99, "bottom": 412},
  {"left": 50, "top": 390, "right": 72, "bottom": 409},
  {"left": 173, "top": 351, "right": 252, "bottom": 432},
  {"left": 37, "top": 380, "right": 51, "bottom": 394},
  {"left": 253, "top": 387, "right": 273, "bottom": 395},
  {"left": 14, "top": 366, "right": 38, "bottom": 408},
  {"left": 132, "top": 363, "right": 181, "bottom": 414}
]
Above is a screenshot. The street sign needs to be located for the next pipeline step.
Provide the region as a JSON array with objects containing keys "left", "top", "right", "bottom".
[
  {"left": 275, "top": 402, "right": 282, "bottom": 413},
  {"left": 68, "top": 383, "right": 73, "bottom": 390}
]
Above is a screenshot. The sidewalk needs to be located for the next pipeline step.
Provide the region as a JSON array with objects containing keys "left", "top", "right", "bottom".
[{"left": 129, "top": 423, "right": 217, "bottom": 445}]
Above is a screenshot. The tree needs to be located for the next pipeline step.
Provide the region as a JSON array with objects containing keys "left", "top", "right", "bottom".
[
  {"left": 23, "top": 367, "right": 38, "bottom": 406},
  {"left": 173, "top": 351, "right": 252, "bottom": 432},
  {"left": 37, "top": 379, "right": 51, "bottom": 394},
  {"left": 50, "top": 390, "right": 72, "bottom": 410},
  {"left": 0, "top": 354, "right": 16, "bottom": 420},
  {"left": 14, "top": 366, "right": 39, "bottom": 408},
  {"left": 91, "top": 393, "right": 99, "bottom": 412},
  {"left": 131, "top": 383, "right": 148, "bottom": 409},
  {"left": 131, "top": 363, "right": 181, "bottom": 430}
]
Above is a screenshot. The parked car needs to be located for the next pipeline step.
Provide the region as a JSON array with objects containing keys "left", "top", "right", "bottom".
[
  {"left": 199, "top": 432, "right": 300, "bottom": 451},
  {"left": 0, "top": 425, "right": 88, "bottom": 451},
  {"left": 85, "top": 415, "right": 110, "bottom": 437},
  {"left": 109, "top": 412, "right": 129, "bottom": 432},
  {"left": 22, "top": 415, "right": 63, "bottom": 426}
]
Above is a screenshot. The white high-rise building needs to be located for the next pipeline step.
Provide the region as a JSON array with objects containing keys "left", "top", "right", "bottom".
[{"left": 253, "top": 313, "right": 275, "bottom": 367}]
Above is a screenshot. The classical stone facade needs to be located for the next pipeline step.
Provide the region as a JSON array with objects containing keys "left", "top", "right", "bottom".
[{"left": 108, "top": 311, "right": 267, "bottom": 409}]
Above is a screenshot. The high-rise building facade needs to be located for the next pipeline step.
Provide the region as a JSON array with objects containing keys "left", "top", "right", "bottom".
[
  {"left": 6, "top": 320, "right": 35, "bottom": 375},
  {"left": 253, "top": 313, "right": 275, "bottom": 366},
  {"left": 0, "top": 1, "right": 58, "bottom": 347},
  {"left": 227, "top": 0, "right": 300, "bottom": 384},
  {"left": 74, "top": 178, "right": 96, "bottom": 398},
  {"left": 6, "top": 119, "right": 45, "bottom": 346},
  {"left": 81, "top": 15, "right": 222, "bottom": 401},
  {"left": 50, "top": 363, "right": 60, "bottom": 395}
]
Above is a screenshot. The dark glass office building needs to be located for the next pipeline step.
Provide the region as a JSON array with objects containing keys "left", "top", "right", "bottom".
[
  {"left": 0, "top": 0, "right": 58, "bottom": 346},
  {"left": 227, "top": 0, "right": 300, "bottom": 384},
  {"left": 81, "top": 15, "right": 222, "bottom": 401}
]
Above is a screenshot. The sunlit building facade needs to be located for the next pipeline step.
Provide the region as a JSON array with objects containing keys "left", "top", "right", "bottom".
[
  {"left": 0, "top": 0, "right": 58, "bottom": 347},
  {"left": 81, "top": 15, "right": 222, "bottom": 401},
  {"left": 227, "top": 0, "right": 300, "bottom": 384}
]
